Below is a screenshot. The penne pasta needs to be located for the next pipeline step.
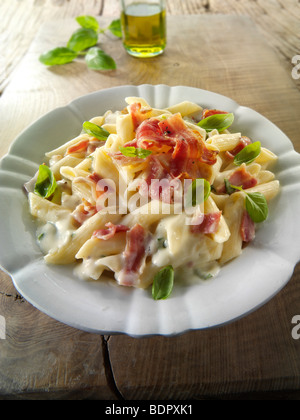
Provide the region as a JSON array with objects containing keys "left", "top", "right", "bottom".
[
  {"left": 166, "top": 101, "right": 203, "bottom": 116},
  {"left": 27, "top": 97, "right": 280, "bottom": 295}
]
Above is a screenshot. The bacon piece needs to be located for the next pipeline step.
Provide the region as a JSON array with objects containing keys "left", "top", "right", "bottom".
[
  {"left": 129, "top": 103, "right": 153, "bottom": 130},
  {"left": 225, "top": 136, "right": 252, "bottom": 159},
  {"left": 112, "top": 114, "right": 218, "bottom": 181},
  {"left": 136, "top": 118, "right": 175, "bottom": 153},
  {"left": 228, "top": 166, "right": 258, "bottom": 190},
  {"left": 111, "top": 113, "right": 219, "bottom": 200},
  {"left": 240, "top": 210, "right": 256, "bottom": 242},
  {"left": 218, "top": 165, "right": 258, "bottom": 194},
  {"left": 139, "top": 155, "right": 183, "bottom": 204},
  {"left": 89, "top": 172, "right": 102, "bottom": 184},
  {"left": 88, "top": 172, "right": 106, "bottom": 200},
  {"left": 66, "top": 140, "right": 104, "bottom": 155},
  {"left": 135, "top": 113, "right": 218, "bottom": 164},
  {"left": 135, "top": 114, "right": 218, "bottom": 180},
  {"left": 72, "top": 200, "right": 98, "bottom": 226},
  {"left": 202, "top": 109, "right": 228, "bottom": 119},
  {"left": 67, "top": 140, "right": 90, "bottom": 154},
  {"left": 87, "top": 140, "right": 105, "bottom": 154},
  {"left": 118, "top": 224, "right": 149, "bottom": 287},
  {"left": 159, "top": 114, "right": 218, "bottom": 164},
  {"left": 93, "top": 222, "right": 129, "bottom": 240},
  {"left": 141, "top": 155, "right": 169, "bottom": 197},
  {"left": 190, "top": 211, "right": 222, "bottom": 235}
]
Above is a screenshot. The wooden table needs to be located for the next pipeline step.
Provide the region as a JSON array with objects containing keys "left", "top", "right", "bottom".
[{"left": 1, "top": 0, "right": 300, "bottom": 401}]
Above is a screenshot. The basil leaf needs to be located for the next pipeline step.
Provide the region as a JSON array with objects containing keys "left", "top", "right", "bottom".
[
  {"left": 76, "top": 15, "right": 100, "bottom": 32},
  {"left": 119, "top": 147, "right": 152, "bottom": 159},
  {"left": 227, "top": 182, "right": 269, "bottom": 223},
  {"left": 85, "top": 47, "right": 117, "bottom": 71},
  {"left": 67, "top": 28, "right": 98, "bottom": 52},
  {"left": 108, "top": 19, "right": 123, "bottom": 38},
  {"left": 224, "top": 178, "right": 237, "bottom": 195},
  {"left": 234, "top": 141, "right": 261, "bottom": 166},
  {"left": 82, "top": 121, "right": 110, "bottom": 141},
  {"left": 34, "top": 165, "right": 57, "bottom": 199},
  {"left": 245, "top": 192, "right": 269, "bottom": 223},
  {"left": 197, "top": 113, "right": 234, "bottom": 132},
  {"left": 136, "top": 148, "right": 153, "bottom": 159},
  {"left": 185, "top": 178, "right": 211, "bottom": 207},
  {"left": 39, "top": 47, "right": 78, "bottom": 66},
  {"left": 152, "top": 266, "right": 174, "bottom": 300}
]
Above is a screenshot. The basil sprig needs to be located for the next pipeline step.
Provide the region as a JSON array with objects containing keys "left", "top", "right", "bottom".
[
  {"left": 83, "top": 121, "right": 110, "bottom": 140},
  {"left": 39, "top": 16, "right": 121, "bottom": 70},
  {"left": 119, "top": 147, "right": 152, "bottom": 159},
  {"left": 225, "top": 181, "right": 269, "bottom": 223},
  {"left": 185, "top": 178, "right": 211, "bottom": 208},
  {"left": 152, "top": 266, "right": 174, "bottom": 300},
  {"left": 197, "top": 113, "right": 234, "bottom": 132},
  {"left": 234, "top": 141, "right": 261, "bottom": 166},
  {"left": 34, "top": 165, "right": 57, "bottom": 199}
]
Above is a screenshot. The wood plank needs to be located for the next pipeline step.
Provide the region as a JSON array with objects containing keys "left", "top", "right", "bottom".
[
  {"left": 0, "top": 0, "right": 104, "bottom": 93},
  {"left": 0, "top": 271, "right": 116, "bottom": 400}
]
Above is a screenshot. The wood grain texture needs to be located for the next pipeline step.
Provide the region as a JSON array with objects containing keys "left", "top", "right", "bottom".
[
  {"left": 1, "top": 4, "right": 300, "bottom": 400},
  {"left": 98, "top": 0, "right": 300, "bottom": 91},
  {"left": 1, "top": 0, "right": 300, "bottom": 93},
  {"left": 0, "top": 272, "right": 116, "bottom": 400},
  {"left": 0, "top": 0, "right": 104, "bottom": 93}
]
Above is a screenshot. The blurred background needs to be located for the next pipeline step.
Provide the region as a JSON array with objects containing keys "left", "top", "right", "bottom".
[{"left": 1, "top": 0, "right": 299, "bottom": 94}]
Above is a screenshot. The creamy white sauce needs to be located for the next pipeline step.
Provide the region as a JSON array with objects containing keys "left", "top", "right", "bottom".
[
  {"left": 37, "top": 212, "right": 75, "bottom": 255},
  {"left": 151, "top": 214, "right": 221, "bottom": 279}
]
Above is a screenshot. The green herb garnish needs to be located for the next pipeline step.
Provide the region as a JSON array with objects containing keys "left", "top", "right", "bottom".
[
  {"left": 34, "top": 165, "right": 57, "bottom": 199},
  {"left": 76, "top": 15, "right": 101, "bottom": 33},
  {"left": 119, "top": 147, "right": 152, "bottom": 159},
  {"left": 245, "top": 192, "right": 269, "bottom": 223},
  {"left": 82, "top": 121, "right": 110, "bottom": 140},
  {"left": 107, "top": 19, "right": 123, "bottom": 38},
  {"left": 152, "top": 266, "right": 174, "bottom": 300},
  {"left": 234, "top": 141, "right": 261, "bottom": 166},
  {"left": 85, "top": 47, "right": 117, "bottom": 71},
  {"left": 39, "top": 16, "right": 121, "bottom": 70},
  {"left": 225, "top": 180, "right": 269, "bottom": 223},
  {"left": 39, "top": 47, "right": 78, "bottom": 66},
  {"left": 197, "top": 113, "right": 234, "bottom": 132},
  {"left": 76, "top": 16, "right": 122, "bottom": 37},
  {"left": 67, "top": 28, "right": 98, "bottom": 52}
]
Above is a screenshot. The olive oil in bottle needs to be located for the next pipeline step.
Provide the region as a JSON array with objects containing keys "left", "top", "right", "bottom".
[{"left": 121, "top": 2, "right": 166, "bottom": 57}]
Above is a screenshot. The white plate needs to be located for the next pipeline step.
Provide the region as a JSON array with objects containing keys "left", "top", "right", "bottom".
[{"left": 1, "top": 84, "right": 300, "bottom": 337}]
